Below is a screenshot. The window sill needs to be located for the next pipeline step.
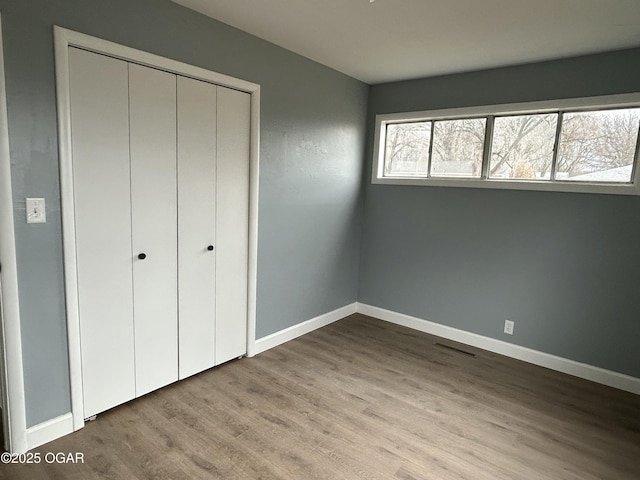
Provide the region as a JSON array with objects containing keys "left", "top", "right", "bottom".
[{"left": 372, "top": 176, "right": 640, "bottom": 196}]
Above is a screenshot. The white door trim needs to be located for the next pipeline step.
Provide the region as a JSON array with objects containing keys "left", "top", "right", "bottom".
[
  {"left": 0, "top": 13, "right": 29, "bottom": 454},
  {"left": 53, "top": 26, "right": 260, "bottom": 430}
]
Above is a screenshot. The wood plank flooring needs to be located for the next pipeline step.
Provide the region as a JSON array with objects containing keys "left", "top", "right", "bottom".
[{"left": 1, "top": 313, "right": 639, "bottom": 479}]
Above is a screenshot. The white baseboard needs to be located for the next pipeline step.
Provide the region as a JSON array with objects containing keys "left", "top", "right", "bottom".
[
  {"left": 356, "top": 303, "right": 640, "bottom": 396},
  {"left": 20, "top": 302, "right": 638, "bottom": 452},
  {"left": 23, "top": 303, "right": 358, "bottom": 450},
  {"left": 26, "top": 413, "right": 74, "bottom": 450},
  {"left": 251, "top": 303, "right": 357, "bottom": 356}
]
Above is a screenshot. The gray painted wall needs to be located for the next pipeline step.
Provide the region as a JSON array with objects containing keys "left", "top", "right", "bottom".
[
  {"left": 0, "top": 0, "right": 367, "bottom": 427},
  {"left": 360, "top": 49, "right": 640, "bottom": 378},
  {"left": 2, "top": 0, "right": 638, "bottom": 431}
]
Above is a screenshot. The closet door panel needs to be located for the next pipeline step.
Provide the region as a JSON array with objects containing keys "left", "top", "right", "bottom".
[
  {"left": 129, "top": 64, "right": 179, "bottom": 396},
  {"left": 177, "top": 77, "right": 217, "bottom": 379},
  {"left": 215, "top": 86, "right": 250, "bottom": 364},
  {"left": 69, "top": 48, "right": 135, "bottom": 417}
]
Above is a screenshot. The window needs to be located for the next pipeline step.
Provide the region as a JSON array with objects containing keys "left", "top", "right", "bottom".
[
  {"left": 373, "top": 94, "right": 640, "bottom": 195},
  {"left": 431, "top": 118, "right": 486, "bottom": 178},
  {"left": 556, "top": 109, "right": 639, "bottom": 183},
  {"left": 384, "top": 121, "right": 430, "bottom": 177},
  {"left": 490, "top": 113, "right": 557, "bottom": 180}
]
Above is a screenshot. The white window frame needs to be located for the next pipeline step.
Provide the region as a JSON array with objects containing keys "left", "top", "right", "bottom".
[{"left": 372, "top": 93, "right": 640, "bottom": 195}]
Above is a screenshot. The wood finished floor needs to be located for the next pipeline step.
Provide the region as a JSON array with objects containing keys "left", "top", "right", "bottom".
[{"left": 1, "top": 313, "right": 639, "bottom": 480}]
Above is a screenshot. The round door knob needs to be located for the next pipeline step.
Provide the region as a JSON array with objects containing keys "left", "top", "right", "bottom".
[
  {"left": 207, "top": 245, "right": 214, "bottom": 251},
  {"left": 138, "top": 253, "right": 147, "bottom": 260}
]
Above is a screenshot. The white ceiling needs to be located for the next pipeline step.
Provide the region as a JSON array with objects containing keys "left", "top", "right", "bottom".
[{"left": 172, "top": 0, "right": 640, "bottom": 84}]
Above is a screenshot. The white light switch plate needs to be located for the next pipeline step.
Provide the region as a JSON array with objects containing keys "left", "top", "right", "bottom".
[{"left": 26, "top": 197, "right": 46, "bottom": 224}]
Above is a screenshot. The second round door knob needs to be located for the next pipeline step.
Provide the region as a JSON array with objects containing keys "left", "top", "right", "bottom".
[
  {"left": 207, "top": 245, "right": 214, "bottom": 251},
  {"left": 138, "top": 253, "right": 147, "bottom": 260}
]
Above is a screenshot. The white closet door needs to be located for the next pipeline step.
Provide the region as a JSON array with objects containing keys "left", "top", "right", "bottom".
[
  {"left": 69, "top": 48, "right": 135, "bottom": 417},
  {"left": 216, "top": 86, "right": 250, "bottom": 364},
  {"left": 129, "top": 64, "right": 179, "bottom": 396},
  {"left": 177, "top": 76, "right": 217, "bottom": 379}
]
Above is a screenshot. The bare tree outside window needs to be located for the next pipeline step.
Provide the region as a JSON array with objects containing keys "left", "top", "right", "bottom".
[
  {"left": 430, "top": 118, "right": 485, "bottom": 178},
  {"left": 557, "top": 108, "right": 640, "bottom": 182},
  {"left": 376, "top": 100, "right": 640, "bottom": 193},
  {"left": 490, "top": 114, "right": 558, "bottom": 180},
  {"left": 384, "top": 121, "right": 431, "bottom": 176}
]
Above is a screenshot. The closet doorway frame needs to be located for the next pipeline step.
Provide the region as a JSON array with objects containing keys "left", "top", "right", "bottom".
[
  {"left": 54, "top": 26, "right": 260, "bottom": 432},
  {"left": 0, "top": 13, "right": 28, "bottom": 454}
]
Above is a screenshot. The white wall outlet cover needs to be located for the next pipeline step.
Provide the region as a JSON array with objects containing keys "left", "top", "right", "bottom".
[
  {"left": 26, "top": 197, "right": 46, "bottom": 224},
  {"left": 504, "top": 319, "right": 515, "bottom": 335}
]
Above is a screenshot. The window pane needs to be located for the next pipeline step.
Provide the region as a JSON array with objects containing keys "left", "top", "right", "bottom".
[
  {"left": 490, "top": 113, "right": 558, "bottom": 180},
  {"left": 383, "top": 122, "right": 431, "bottom": 177},
  {"left": 431, "top": 118, "right": 486, "bottom": 178},
  {"left": 556, "top": 108, "right": 640, "bottom": 183}
]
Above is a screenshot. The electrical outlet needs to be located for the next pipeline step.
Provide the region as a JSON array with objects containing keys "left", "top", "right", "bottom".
[
  {"left": 26, "top": 197, "right": 46, "bottom": 224},
  {"left": 504, "top": 319, "right": 515, "bottom": 335}
]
